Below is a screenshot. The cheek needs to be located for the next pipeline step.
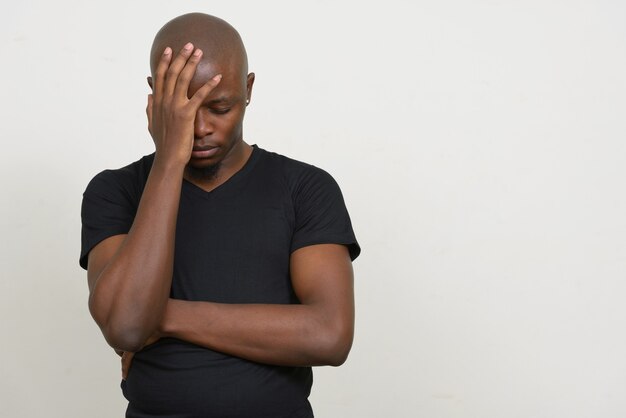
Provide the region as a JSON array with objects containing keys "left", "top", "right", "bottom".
[{"left": 220, "top": 112, "right": 245, "bottom": 137}]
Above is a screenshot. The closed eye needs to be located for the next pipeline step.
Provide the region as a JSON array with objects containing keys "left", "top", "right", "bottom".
[{"left": 211, "top": 107, "right": 231, "bottom": 115}]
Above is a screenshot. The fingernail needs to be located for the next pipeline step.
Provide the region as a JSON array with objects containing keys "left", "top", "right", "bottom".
[
  {"left": 184, "top": 42, "right": 193, "bottom": 51},
  {"left": 193, "top": 49, "right": 202, "bottom": 57},
  {"left": 163, "top": 47, "right": 171, "bottom": 55},
  {"left": 213, "top": 74, "right": 222, "bottom": 82}
]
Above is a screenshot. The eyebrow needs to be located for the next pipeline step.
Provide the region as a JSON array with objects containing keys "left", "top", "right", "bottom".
[{"left": 205, "top": 96, "right": 232, "bottom": 105}]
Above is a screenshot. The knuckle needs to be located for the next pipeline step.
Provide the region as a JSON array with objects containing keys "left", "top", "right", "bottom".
[
  {"left": 177, "top": 73, "right": 191, "bottom": 86},
  {"left": 166, "top": 65, "right": 178, "bottom": 78}
]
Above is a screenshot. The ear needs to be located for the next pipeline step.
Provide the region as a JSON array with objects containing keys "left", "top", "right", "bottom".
[
  {"left": 147, "top": 76, "right": 154, "bottom": 90},
  {"left": 246, "top": 72, "right": 255, "bottom": 105}
]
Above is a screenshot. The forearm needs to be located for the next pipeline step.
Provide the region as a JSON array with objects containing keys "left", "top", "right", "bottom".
[
  {"left": 161, "top": 299, "right": 354, "bottom": 367},
  {"left": 89, "top": 161, "right": 185, "bottom": 351}
]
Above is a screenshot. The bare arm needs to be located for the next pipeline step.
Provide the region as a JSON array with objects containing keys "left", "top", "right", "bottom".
[
  {"left": 87, "top": 44, "right": 221, "bottom": 352},
  {"left": 159, "top": 244, "right": 355, "bottom": 367}
]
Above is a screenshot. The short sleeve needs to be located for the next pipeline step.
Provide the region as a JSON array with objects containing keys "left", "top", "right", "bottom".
[
  {"left": 290, "top": 167, "right": 360, "bottom": 260},
  {"left": 79, "top": 170, "right": 136, "bottom": 270}
]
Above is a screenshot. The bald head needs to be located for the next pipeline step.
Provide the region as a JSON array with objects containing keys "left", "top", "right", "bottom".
[{"left": 150, "top": 13, "right": 249, "bottom": 83}]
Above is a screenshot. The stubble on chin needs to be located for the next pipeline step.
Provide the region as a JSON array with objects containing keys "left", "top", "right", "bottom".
[{"left": 186, "top": 162, "right": 222, "bottom": 183}]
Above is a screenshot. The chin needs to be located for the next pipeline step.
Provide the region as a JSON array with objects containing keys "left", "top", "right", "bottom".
[
  {"left": 189, "top": 157, "right": 219, "bottom": 168},
  {"left": 186, "top": 159, "right": 222, "bottom": 181}
]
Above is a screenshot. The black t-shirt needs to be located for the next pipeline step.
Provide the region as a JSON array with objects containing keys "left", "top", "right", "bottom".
[{"left": 80, "top": 145, "right": 360, "bottom": 418}]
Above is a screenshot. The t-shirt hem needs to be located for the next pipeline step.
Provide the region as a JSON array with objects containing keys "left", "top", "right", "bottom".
[
  {"left": 291, "top": 236, "right": 361, "bottom": 261},
  {"left": 79, "top": 229, "right": 129, "bottom": 269}
]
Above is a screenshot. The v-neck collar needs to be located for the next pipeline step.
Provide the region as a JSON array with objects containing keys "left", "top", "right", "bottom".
[{"left": 182, "top": 145, "right": 261, "bottom": 198}]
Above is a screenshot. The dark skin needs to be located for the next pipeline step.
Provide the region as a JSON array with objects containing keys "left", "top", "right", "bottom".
[{"left": 86, "top": 13, "right": 354, "bottom": 379}]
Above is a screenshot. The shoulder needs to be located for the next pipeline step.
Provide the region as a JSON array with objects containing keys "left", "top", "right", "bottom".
[
  {"left": 83, "top": 153, "right": 155, "bottom": 200},
  {"left": 80, "top": 154, "right": 155, "bottom": 270},
  {"left": 255, "top": 147, "right": 338, "bottom": 195}
]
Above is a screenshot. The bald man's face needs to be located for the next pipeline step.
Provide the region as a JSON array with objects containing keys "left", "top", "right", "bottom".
[{"left": 168, "top": 57, "right": 254, "bottom": 173}]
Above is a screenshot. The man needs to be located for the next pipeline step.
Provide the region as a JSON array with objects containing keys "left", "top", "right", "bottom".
[{"left": 80, "top": 12, "right": 360, "bottom": 418}]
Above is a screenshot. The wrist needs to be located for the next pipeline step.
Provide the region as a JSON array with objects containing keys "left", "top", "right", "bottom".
[
  {"left": 159, "top": 299, "right": 175, "bottom": 338},
  {"left": 159, "top": 298, "right": 187, "bottom": 338},
  {"left": 151, "top": 155, "right": 187, "bottom": 178}
]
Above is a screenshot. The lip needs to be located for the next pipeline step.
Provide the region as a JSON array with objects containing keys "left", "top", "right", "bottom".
[{"left": 191, "top": 146, "right": 219, "bottom": 159}]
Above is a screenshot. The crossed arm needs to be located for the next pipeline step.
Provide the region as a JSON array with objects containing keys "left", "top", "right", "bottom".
[
  {"left": 86, "top": 43, "right": 355, "bottom": 368},
  {"left": 89, "top": 237, "right": 354, "bottom": 367}
]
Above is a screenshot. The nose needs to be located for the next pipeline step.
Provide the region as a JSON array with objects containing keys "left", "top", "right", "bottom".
[{"left": 194, "top": 108, "right": 214, "bottom": 139}]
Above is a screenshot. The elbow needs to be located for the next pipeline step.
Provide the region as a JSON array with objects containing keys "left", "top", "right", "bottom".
[
  {"left": 325, "top": 336, "right": 353, "bottom": 367},
  {"left": 88, "top": 298, "right": 149, "bottom": 353},
  {"left": 315, "top": 321, "right": 354, "bottom": 367},
  {"left": 98, "top": 319, "right": 148, "bottom": 353},
  {"left": 102, "top": 327, "right": 147, "bottom": 353}
]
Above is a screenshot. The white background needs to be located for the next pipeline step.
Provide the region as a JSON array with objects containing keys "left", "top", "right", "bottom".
[{"left": 2, "top": 1, "right": 626, "bottom": 417}]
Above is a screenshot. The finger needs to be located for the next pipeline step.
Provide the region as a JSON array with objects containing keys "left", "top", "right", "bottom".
[
  {"left": 174, "top": 48, "right": 203, "bottom": 100},
  {"left": 121, "top": 352, "right": 135, "bottom": 380},
  {"left": 121, "top": 351, "right": 127, "bottom": 379},
  {"left": 146, "top": 94, "right": 153, "bottom": 135},
  {"left": 153, "top": 47, "right": 172, "bottom": 102},
  {"left": 189, "top": 74, "right": 222, "bottom": 109},
  {"left": 164, "top": 42, "right": 195, "bottom": 97}
]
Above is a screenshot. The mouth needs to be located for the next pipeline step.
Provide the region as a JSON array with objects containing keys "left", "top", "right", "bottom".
[{"left": 191, "top": 146, "right": 219, "bottom": 159}]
